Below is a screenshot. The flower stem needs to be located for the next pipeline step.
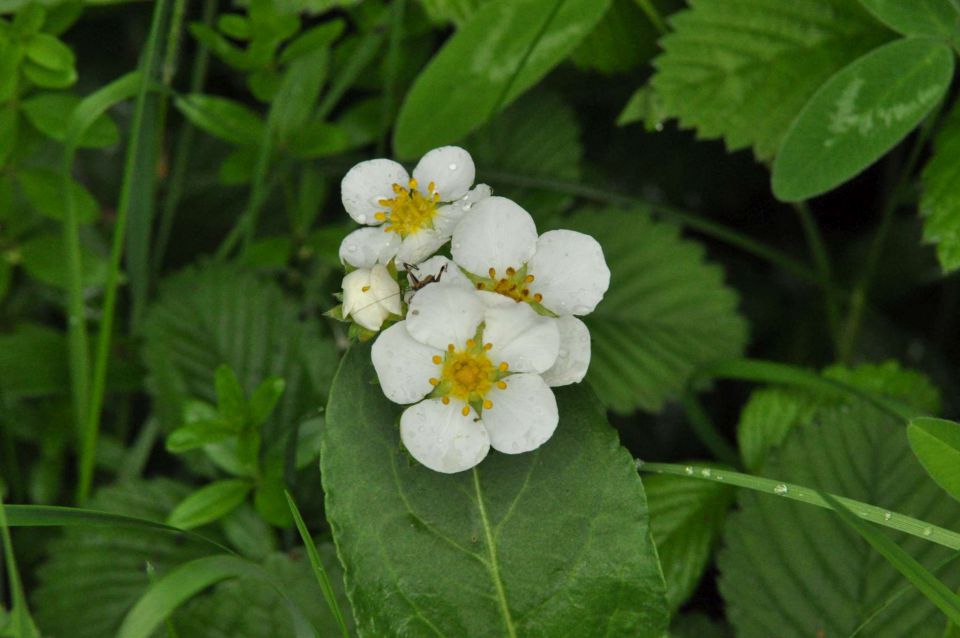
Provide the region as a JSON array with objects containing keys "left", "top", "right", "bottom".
[{"left": 680, "top": 390, "right": 740, "bottom": 468}]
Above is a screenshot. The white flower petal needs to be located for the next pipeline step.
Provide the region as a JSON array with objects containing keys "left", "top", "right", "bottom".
[
  {"left": 400, "top": 399, "right": 489, "bottom": 473},
  {"left": 481, "top": 373, "right": 558, "bottom": 455},
  {"left": 339, "top": 227, "right": 400, "bottom": 269},
  {"left": 412, "top": 146, "right": 475, "bottom": 202},
  {"left": 369, "top": 264, "right": 402, "bottom": 316},
  {"left": 371, "top": 322, "right": 442, "bottom": 404},
  {"left": 541, "top": 316, "right": 591, "bottom": 387},
  {"left": 408, "top": 256, "right": 473, "bottom": 291},
  {"left": 528, "top": 230, "right": 610, "bottom": 316},
  {"left": 406, "top": 283, "right": 486, "bottom": 351},
  {"left": 451, "top": 196, "right": 538, "bottom": 277},
  {"left": 483, "top": 302, "right": 559, "bottom": 374},
  {"left": 340, "top": 269, "right": 369, "bottom": 318},
  {"left": 433, "top": 183, "right": 493, "bottom": 236},
  {"left": 341, "top": 159, "right": 409, "bottom": 224},
  {"left": 395, "top": 228, "right": 448, "bottom": 265}
]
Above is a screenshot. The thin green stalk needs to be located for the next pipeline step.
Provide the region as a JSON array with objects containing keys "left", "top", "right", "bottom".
[
  {"left": 0, "top": 489, "right": 41, "bottom": 638},
  {"left": 378, "top": 0, "right": 405, "bottom": 156},
  {"left": 639, "top": 462, "right": 960, "bottom": 550},
  {"left": 316, "top": 19, "right": 386, "bottom": 121},
  {"left": 79, "top": 0, "right": 171, "bottom": 504},
  {"left": 635, "top": 0, "right": 668, "bottom": 34},
  {"left": 793, "top": 201, "right": 841, "bottom": 347},
  {"left": 161, "top": 0, "right": 188, "bottom": 86},
  {"left": 214, "top": 130, "right": 275, "bottom": 260},
  {"left": 839, "top": 99, "right": 946, "bottom": 362},
  {"left": 152, "top": 0, "right": 216, "bottom": 276},
  {"left": 484, "top": 170, "right": 822, "bottom": 284},
  {"left": 285, "top": 491, "right": 351, "bottom": 638},
  {"left": 680, "top": 390, "right": 740, "bottom": 467}
]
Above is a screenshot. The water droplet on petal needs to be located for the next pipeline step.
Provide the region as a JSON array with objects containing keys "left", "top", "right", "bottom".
[
  {"left": 357, "top": 214, "right": 367, "bottom": 224},
  {"left": 773, "top": 484, "right": 788, "bottom": 495},
  {"left": 449, "top": 163, "right": 457, "bottom": 171},
  {"left": 346, "top": 244, "right": 357, "bottom": 253},
  {"left": 558, "top": 349, "right": 569, "bottom": 359},
  {"left": 684, "top": 466, "right": 694, "bottom": 475}
]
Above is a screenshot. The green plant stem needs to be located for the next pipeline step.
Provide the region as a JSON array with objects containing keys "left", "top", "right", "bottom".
[
  {"left": 839, "top": 100, "right": 946, "bottom": 362},
  {"left": 484, "top": 170, "right": 822, "bottom": 284},
  {"left": 78, "top": 0, "right": 171, "bottom": 504},
  {"left": 152, "top": 0, "right": 216, "bottom": 276},
  {"left": 635, "top": 0, "right": 668, "bottom": 34},
  {"left": 680, "top": 390, "right": 740, "bottom": 467},
  {"left": 316, "top": 18, "right": 387, "bottom": 121},
  {"left": 378, "top": 0, "right": 405, "bottom": 156},
  {"left": 639, "top": 462, "right": 960, "bottom": 550},
  {"left": 62, "top": 160, "right": 91, "bottom": 452},
  {"left": 0, "top": 488, "right": 41, "bottom": 638},
  {"left": 491, "top": 0, "right": 563, "bottom": 117},
  {"left": 214, "top": 130, "right": 275, "bottom": 260},
  {"left": 793, "top": 201, "right": 841, "bottom": 347}
]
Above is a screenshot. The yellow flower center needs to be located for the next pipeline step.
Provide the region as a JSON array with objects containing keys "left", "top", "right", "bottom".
[
  {"left": 376, "top": 178, "right": 440, "bottom": 238},
  {"left": 474, "top": 266, "right": 543, "bottom": 304},
  {"left": 428, "top": 339, "right": 510, "bottom": 416}
]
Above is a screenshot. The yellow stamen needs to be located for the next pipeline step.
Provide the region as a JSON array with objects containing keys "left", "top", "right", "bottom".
[
  {"left": 524, "top": 274, "right": 535, "bottom": 283},
  {"left": 442, "top": 396, "right": 450, "bottom": 405},
  {"left": 361, "top": 285, "right": 370, "bottom": 292},
  {"left": 432, "top": 355, "right": 442, "bottom": 364},
  {"left": 466, "top": 339, "right": 475, "bottom": 348},
  {"left": 488, "top": 267, "right": 497, "bottom": 279},
  {"left": 447, "top": 343, "right": 455, "bottom": 352},
  {"left": 483, "top": 400, "right": 493, "bottom": 410},
  {"left": 376, "top": 178, "right": 439, "bottom": 238},
  {"left": 498, "top": 362, "right": 508, "bottom": 372},
  {"left": 496, "top": 380, "right": 507, "bottom": 390},
  {"left": 506, "top": 267, "right": 516, "bottom": 276},
  {"left": 533, "top": 293, "right": 543, "bottom": 303},
  {"left": 483, "top": 343, "right": 492, "bottom": 350},
  {"left": 429, "top": 378, "right": 439, "bottom": 386},
  {"left": 461, "top": 405, "right": 470, "bottom": 417}
]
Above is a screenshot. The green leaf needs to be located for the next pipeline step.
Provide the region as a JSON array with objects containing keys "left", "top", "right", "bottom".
[
  {"left": 617, "top": 84, "right": 668, "bottom": 130},
  {"left": 322, "top": 344, "right": 669, "bottom": 636},
  {"left": 466, "top": 90, "right": 581, "bottom": 220},
  {"left": 18, "top": 168, "right": 99, "bottom": 223},
  {"left": 651, "top": 0, "right": 892, "bottom": 161},
  {"left": 569, "top": 0, "right": 660, "bottom": 74},
  {"left": 217, "top": 14, "right": 251, "bottom": 40},
  {"left": 393, "top": 0, "right": 611, "bottom": 159},
  {"left": 269, "top": 49, "right": 328, "bottom": 145},
  {"left": 249, "top": 377, "right": 286, "bottom": 426},
  {"left": 646, "top": 469, "right": 734, "bottom": 612},
  {"left": 718, "top": 400, "right": 960, "bottom": 637},
  {"left": 920, "top": 99, "right": 960, "bottom": 272},
  {"left": 0, "top": 106, "right": 16, "bottom": 167},
  {"left": 566, "top": 209, "right": 748, "bottom": 413},
  {"left": 772, "top": 37, "right": 954, "bottom": 202},
  {"left": 908, "top": 417, "right": 960, "bottom": 504},
  {"left": 215, "top": 364, "right": 248, "bottom": 425},
  {"left": 417, "top": 0, "right": 486, "bottom": 26},
  {"left": 859, "top": 0, "right": 960, "bottom": 38},
  {"left": 173, "top": 550, "right": 353, "bottom": 638},
  {"left": 32, "top": 479, "right": 214, "bottom": 638},
  {"left": 22, "top": 58, "right": 76, "bottom": 88},
  {"left": 20, "top": 92, "right": 119, "bottom": 148},
  {"left": 20, "top": 232, "right": 110, "bottom": 288},
  {"left": 670, "top": 613, "right": 734, "bottom": 638},
  {"left": 173, "top": 94, "right": 266, "bottom": 146},
  {"left": 219, "top": 503, "right": 277, "bottom": 560},
  {"left": 821, "top": 490, "right": 960, "bottom": 626},
  {"left": 166, "top": 420, "right": 237, "bottom": 453},
  {"left": 0, "top": 323, "right": 67, "bottom": 398},
  {"left": 24, "top": 32, "right": 74, "bottom": 71},
  {"left": 738, "top": 361, "right": 941, "bottom": 471},
  {"left": 285, "top": 121, "right": 351, "bottom": 158},
  {"left": 142, "top": 265, "right": 337, "bottom": 447},
  {"left": 278, "top": 19, "right": 345, "bottom": 64},
  {"left": 167, "top": 480, "right": 253, "bottom": 530}
]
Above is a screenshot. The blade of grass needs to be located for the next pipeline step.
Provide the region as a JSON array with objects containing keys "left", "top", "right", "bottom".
[
  {"left": 62, "top": 71, "right": 142, "bottom": 504},
  {"left": 0, "top": 488, "right": 41, "bottom": 638},
  {"left": 285, "top": 490, "right": 351, "bottom": 638},
  {"left": 638, "top": 462, "right": 960, "bottom": 550},
  {"left": 80, "top": 0, "right": 172, "bottom": 504},
  {"left": 821, "top": 491, "right": 960, "bottom": 626},
  {"left": 117, "top": 555, "right": 320, "bottom": 638}
]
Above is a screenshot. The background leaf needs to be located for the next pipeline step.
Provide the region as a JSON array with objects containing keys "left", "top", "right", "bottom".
[
  {"left": 859, "top": 0, "right": 960, "bottom": 38},
  {"left": 167, "top": 479, "right": 253, "bottom": 530},
  {"left": 651, "top": 0, "right": 892, "bottom": 160},
  {"left": 564, "top": 208, "right": 748, "bottom": 413},
  {"left": 771, "top": 37, "right": 954, "bottom": 202},
  {"left": 393, "top": 0, "right": 611, "bottom": 158},
  {"left": 920, "top": 99, "right": 960, "bottom": 272},
  {"left": 322, "top": 344, "right": 669, "bottom": 637},
  {"left": 718, "top": 400, "right": 960, "bottom": 637},
  {"left": 20, "top": 93, "right": 119, "bottom": 148}
]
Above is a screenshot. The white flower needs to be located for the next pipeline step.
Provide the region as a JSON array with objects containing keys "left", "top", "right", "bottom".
[
  {"left": 448, "top": 196, "right": 610, "bottom": 386},
  {"left": 341, "top": 264, "right": 401, "bottom": 331},
  {"left": 339, "top": 146, "right": 491, "bottom": 268},
  {"left": 371, "top": 283, "right": 561, "bottom": 473}
]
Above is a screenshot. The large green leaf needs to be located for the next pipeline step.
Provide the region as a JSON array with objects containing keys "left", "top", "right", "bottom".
[
  {"left": 569, "top": 0, "right": 662, "bottom": 74},
  {"left": 321, "top": 344, "right": 669, "bottom": 637},
  {"left": 566, "top": 209, "right": 748, "bottom": 413},
  {"left": 908, "top": 417, "right": 960, "bottom": 504},
  {"left": 32, "top": 479, "right": 214, "bottom": 638},
  {"left": 142, "top": 265, "right": 337, "bottom": 445},
  {"left": 772, "top": 37, "right": 954, "bottom": 202},
  {"left": 393, "top": 0, "right": 610, "bottom": 159},
  {"left": 651, "top": 0, "right": 892, "bottom": 161},
  {"left": 859, "top": 0, "right": 960, "bottom": 38},
  {"left": 920, "top": 99, "right": 960, "bottom": 272},
  {"left": 718, "top": 400, "right": 960, "bottom": 637},
  {"left": 646, "top": 470, "right": 734, "bottom": 612}
]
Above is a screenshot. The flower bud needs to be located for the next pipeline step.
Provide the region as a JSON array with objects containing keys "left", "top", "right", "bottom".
[{"left": 341, "top": 264, "right": 401, "bottom": 331}]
